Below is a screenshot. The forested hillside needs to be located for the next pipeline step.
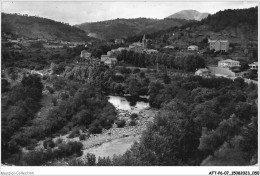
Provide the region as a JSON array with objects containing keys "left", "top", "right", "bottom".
[
  {"left": 2, "top": 13, "right": 92, "bottom": 41},
  {"left": 130, "top": 7, "right": 258, "bottom": 45},
  {"left": 76, "top": 18, "right": 189, "bottom": 40},
  {"left": 201, "top": 7, "right": 257, "bottom": 32}
]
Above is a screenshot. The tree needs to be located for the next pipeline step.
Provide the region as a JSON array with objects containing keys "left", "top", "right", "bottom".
[
  {"left": 162, "top": 73, "right": 171, "bottom": 84},
  {"left": 2, "top": 78, "right": 10, "bottom": 93},
  {"left": 128, "top": 79, "right": 140, "bottom": 97}
]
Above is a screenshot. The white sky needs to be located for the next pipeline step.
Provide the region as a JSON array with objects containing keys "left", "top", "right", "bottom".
[{"left": 1, "top": 1, "right": 259, "bottom": 25}]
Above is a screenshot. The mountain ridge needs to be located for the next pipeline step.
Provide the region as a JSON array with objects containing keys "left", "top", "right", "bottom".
[
  {"left": 1, "top": 13, "right": 92, "bottom": 42},
  {"left": 166, "top": 10, "right": 210, "bottom": 21},
  {"left": 75, "top": 18, "right": 189, "bottom": 40}
]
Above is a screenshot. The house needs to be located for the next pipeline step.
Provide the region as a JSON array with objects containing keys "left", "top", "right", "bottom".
[
  {"left": 129, "top": 42, "right": 144, "bottom": 53},
  {"left": 195, "top": 68, "right": 211, "bottom": 77},
  {"left": 12, "top": 44, "right": 21, "bottom": 49},
  {"left": 209, "top": 39, "right": 229, "bottom": 52},
  {"left": 115, "top": 39, "right": 125, "bottom": 44},
  {"left": 187, "top": 45, "right": 199, "bottom": 51},
  {"left": 249, "top": 62, "right": 258, "bottom": 70},
  {"left": 144, "top": 49, "right": 158, "bottom": 54},
  {"left": 218, "top": 59, "right": 240, "bottom": 68},
  {"left": 107, "top": 47, "right": 129, "bottom": 57},
  {"left": 101, "top": 55, "right": 117, "bottom": 67},
  {"left": 164, "top": 45, "right": 175, "bottom": 49},
  {"left": 80, "top": 50, "right": 91, "bottom": 59}
]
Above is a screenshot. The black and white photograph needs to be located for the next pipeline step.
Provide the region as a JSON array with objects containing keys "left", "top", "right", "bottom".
[{"left": 1, "top": 0, "right": 259, "bottom": 175}]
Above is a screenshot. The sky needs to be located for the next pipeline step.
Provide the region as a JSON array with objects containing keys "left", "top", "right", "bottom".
[{"left": 2, "top": 1, "right": 259, "bottom": 25}]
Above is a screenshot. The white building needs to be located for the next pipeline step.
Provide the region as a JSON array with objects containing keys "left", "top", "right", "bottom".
[
  {"left": 195, "top": 68, "right": 211, "bottom": 77},
  {"left": 80, "top": 50, "right": 91, "bottom": 59},
  {"left": 249, "top": 62, "right": 258, "bottom": 70},
  {"left": 101, "top": 55, "right": 117, "bottom": 67},
  {"left": 218, "top": 59, "right": 240, "bottom": 68},
  {"left": 164, "top": 45, "right": 175, "bottom": 49},
  {"left": 115, "top": 39, "right": 125, "bottom": 44},
  {"left": 188, "top": 45, "right": 199, "bottom": 51}
]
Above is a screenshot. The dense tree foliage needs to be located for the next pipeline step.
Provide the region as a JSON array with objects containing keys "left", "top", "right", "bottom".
[
  {"left": 117, "top": 50, "right": 205, "bottom": 71},
  {"left": 1, "top": 74, "right": 43, "bottom": 162},
  {"left": 70, "top": 76, "right": 257, "bottom": 166},
  {"left": 201, "top": 7, "right": 257, "bottom": 32}
]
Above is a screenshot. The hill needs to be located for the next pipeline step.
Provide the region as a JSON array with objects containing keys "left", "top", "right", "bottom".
[
  {"left": 1, "top": 13, "right": 92, "bottom": 42},
  {"left": 166, "top": 10, "right": 210, "bottom": 21},
  {"left": 145, "top": 7, "right": 257, "bottom": 48},
  {"left": 75, "top": 18, "right": 189, "bottom": 40}
]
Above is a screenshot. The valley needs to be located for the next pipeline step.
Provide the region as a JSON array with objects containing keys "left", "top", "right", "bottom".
[{"left": 1, "top": 6, "right": 258, "bottom": 167}]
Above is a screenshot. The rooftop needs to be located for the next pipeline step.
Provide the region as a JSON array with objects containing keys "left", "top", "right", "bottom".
[
  {"left": 249, "top": 62, "right": 258, "bottom": 66},
  {"left": 220, "top": 59, "right": 240, "bottom": 63},
  {"left": 197, "top": 68, "right": 210, "bottom": 72}
]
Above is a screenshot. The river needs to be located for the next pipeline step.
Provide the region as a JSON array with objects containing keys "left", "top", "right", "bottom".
[{"left": 82, "top": 95, "right": 150, "bottom": 159}]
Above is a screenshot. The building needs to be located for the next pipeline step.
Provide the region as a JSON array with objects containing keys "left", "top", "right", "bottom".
[
  {"left": 129, "top": 42, "right": 144, "bottom": 53},
  {"left": 128, "top": 34, "right": 147, "bottom": 53},
  {"left": 80, "top": 50, "right": 91, "bottom": 59},
  {"left": 107, "top": 47, "right": 129, "bottom": 57},
  {"left": 187, "top": 45, "right": 199, "bottom": 51},
  {"left": 218, "top": 59, "right": 240, "bottom": 68},
  {"left": 164, "top": 45, "right": 175, "bottom": 49},
  {"left": 249, "top": 62, "right": 258, "bottom": 70},
  {"left": 144, "top": 49, "right": 158, "bottom": 54},
  {"left": 209, "top": 39, "right": 230, "bottom": 52},
  {"left": 195, "top": 68, "right": 211, "bottom": 77},
  {"left": 115, "top": 39, "right": 125, "bottom": 44},
  {"left": 101, "top": 55, "right": 117, "bottom": 67}
]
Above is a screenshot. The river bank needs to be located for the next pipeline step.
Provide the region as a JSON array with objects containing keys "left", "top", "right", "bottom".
[{"left": 46, "top": 105, "right": 157, "bottom": 165}]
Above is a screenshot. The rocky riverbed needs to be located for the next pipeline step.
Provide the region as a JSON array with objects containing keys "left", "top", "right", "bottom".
[{"left": 80, "top": 108, "right": 156, "bottom": 151}]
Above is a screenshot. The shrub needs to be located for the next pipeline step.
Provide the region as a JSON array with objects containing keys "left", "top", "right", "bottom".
[
  {"left": 67, "top": 129, "right": 80, "bottom": 138},
  {"left": 116, "top": 119, "right": 126, "bottom": 128},
  {"left": 46, "top": 86, "right": 54, "bottom": 94},
  {"left": 55, "top": 138, "right": 63, "bottom": 145},
  {"left": 129, "top": 120, "right": 137, "bottom": 126},
  {"left": 57, "top": 141, "right": 83, "bottom": 157},
  {"left": 88, "top": 124, "right": 102, "bottom": 134},
  {"left": 133, "top": 68, "right": 141, "bottom": 74},
  {"left": 130, "top": 113, "right": 138, "bottom": 120},
  {"left": 60, "top": 92, "right": 69, "bottom": 100},
  {"left": 42, "top": 75, "right": 48, "bottom": 80},
  {"left": 79, "top": 134, "right": 87, "bottom": 141},
  {"left": 51, "top": 97, "right": 57, "bottom": 106},
  {"left": 43, "top": 138, "right": 55, "bottom": 149}
]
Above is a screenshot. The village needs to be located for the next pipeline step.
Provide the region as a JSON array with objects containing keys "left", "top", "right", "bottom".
[{"left": 78, "top": 34, "right": 258, "bottom": 84}]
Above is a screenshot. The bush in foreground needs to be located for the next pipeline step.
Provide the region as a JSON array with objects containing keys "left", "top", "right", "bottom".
[{"left": 116, "top": 119, "right": 126, "bottom": 128}]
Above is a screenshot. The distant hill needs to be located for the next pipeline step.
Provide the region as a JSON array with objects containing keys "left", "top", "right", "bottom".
[
  {"left": 75, "top": 18, "right": 189, "bottom": 40},
  {"left": 166, "top": 10, "right": 210, "bottom": 21},
  {"left": 1, "top": 13, "right": 92, "bottom": 42}
]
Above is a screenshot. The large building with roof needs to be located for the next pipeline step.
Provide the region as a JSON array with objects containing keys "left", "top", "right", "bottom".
[
  {"left": 249, "top": 62, "right": 258, "bottom": 70},
  {"left": 209, "top": 39, "right": 230, "bottom": 52},
  {"left": 218, "top": 59, "right": 240, "bottom": 68}
]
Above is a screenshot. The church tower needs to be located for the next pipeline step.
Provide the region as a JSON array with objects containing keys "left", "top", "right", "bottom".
[{"left": 142, "top": 34, "right": 147, "bottom": 49}]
